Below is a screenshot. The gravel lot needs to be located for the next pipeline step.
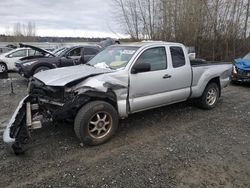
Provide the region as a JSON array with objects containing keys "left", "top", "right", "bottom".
[{"left": 0, "top": 73, "right": 250, "bottom": 188}]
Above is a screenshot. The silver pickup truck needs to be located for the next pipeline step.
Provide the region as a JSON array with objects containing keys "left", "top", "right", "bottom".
[{"left": 3, "top": 42, "right": 232, "bottom": 154}]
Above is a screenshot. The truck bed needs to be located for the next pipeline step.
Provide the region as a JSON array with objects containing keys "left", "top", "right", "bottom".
[
  {"left": 190, "top": 61, "right": 232, "bottom": 98},
  {"left": 191, "top": 59, "right": 231, "bottom": 67}
]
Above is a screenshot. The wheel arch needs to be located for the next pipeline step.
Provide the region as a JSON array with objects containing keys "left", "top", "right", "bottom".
[
  {"left": 0, "top": 60, "right": 9, "bottom": 72},
  {"left": 192, "top": 76, "right": 222, "bottom": 98},
  {"left": 85, "top": 90, "right": 118, "bottom": 110},
  {"left": 0, "top": 61, "right": 8, "bottom": 70},
  {"left": 206, "top": 77, "right": 221, "bottom": 97},
  {"left": 31, "top": 63, "right": 55, "bottom": 75},
  {"left": 53, "top": 89, "right": 118, "bottom": 121}
]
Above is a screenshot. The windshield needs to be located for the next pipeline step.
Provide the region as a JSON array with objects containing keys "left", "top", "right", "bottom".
[
  {"left": 87, "top": 46, "right": 139, "bottom": 69},
  {"left": 45, "top": 47, "right": 68, "bottom": 57},
  {"left": 243, "top": 52, "right": 250, "bottom": 60}
]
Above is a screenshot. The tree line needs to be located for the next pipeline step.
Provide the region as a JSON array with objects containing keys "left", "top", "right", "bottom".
[
  {"left": 113, "top": 0, "right": 250, "bottom": 61},
  {"left": 5, "top": 22, "right": 37, "bottom": 42}
]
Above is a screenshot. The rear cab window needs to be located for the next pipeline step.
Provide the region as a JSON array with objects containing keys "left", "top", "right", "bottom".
[{"left": 170, "top": 46, "right": 186, "bottom": 68}]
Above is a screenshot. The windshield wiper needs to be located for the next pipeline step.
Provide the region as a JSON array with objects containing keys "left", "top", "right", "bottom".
[{"left": 85, "top": 63, "right": 94, "bottom": 67}]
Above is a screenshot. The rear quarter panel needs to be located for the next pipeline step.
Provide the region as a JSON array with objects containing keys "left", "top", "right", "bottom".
[{"left": 191, "top": 64, "right": 232, "bottom": 98}]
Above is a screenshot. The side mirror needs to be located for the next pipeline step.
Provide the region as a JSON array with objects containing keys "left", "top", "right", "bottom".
[
  {"left": 131, "top": 63, "right": 151, "bottom": 74},
  {"left": 7, "top": 54, "right": 13, "bottom": 58}
]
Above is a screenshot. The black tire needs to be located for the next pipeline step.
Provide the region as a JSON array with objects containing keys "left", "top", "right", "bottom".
[
  {"left": 33, "top": 66, "right": 50, "bottom": 75},
  {"left": 74, "top": 101, "right": 118, "bottom": 146},
  {"left": 0, "top": 62, "right": 7, "bottom": 73},
  {"left": 196, "top": 82, "right": 219, "bottom": 110}
]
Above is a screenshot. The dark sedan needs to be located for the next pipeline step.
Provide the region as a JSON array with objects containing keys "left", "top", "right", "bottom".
[{"left": 15, "top": 44, "right": 101, "bottom": 78}]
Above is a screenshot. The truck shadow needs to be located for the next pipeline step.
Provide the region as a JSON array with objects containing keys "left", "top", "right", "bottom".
[{"left": 26, "top": 101, "right": 197, "bottom": 153}]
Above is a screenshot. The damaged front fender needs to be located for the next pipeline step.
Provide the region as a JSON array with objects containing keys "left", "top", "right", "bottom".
[{"left": 68, "top": 73, "right": 129, "bottom": 117}]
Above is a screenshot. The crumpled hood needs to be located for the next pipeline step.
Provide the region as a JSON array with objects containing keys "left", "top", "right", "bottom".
[
  {"left": 234, "top": 58, "right": 250, "bottom": 71},
  {"left": 34, "top": 65, "right": 111, "bottom": 86}
]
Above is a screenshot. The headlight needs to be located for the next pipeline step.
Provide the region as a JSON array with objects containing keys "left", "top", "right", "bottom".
[
  {"left": 23, "top": 60, "right": 37, "bottom": 66},
  {"left": 232, "top": 65, "right": 237, "bottom": 74}
]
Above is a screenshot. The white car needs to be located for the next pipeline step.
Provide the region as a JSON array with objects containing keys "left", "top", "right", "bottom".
[{"left": 0, "top": 47, "right": 43, "bottom": 72}]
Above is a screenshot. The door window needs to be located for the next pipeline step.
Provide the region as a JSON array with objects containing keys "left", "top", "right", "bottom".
[
  {"left": 135, "top": 47, "right": 167, "bottom": 71},
  {"left": 170, "top": 47, "right": 185, "bottom": 68},
  {"left": 67, "top": 48, "right": 81, "bottom": 56},
  {"left": 84, "top": 47, "right": 99, "bottom": 55},
  {"left": 28, "top": 49, "right": 44, "bottom": 56},
  {"left": 28, "top": 49, "right": 35, "bottom": 56},
  {"left": 35, "top": 50, "right": 43, "bottom": 56},
  {"left": 8, "top": 49, "right": 27, "bottom": 58}
]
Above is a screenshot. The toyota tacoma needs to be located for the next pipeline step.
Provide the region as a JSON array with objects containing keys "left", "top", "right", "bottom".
[{"left": 3, "top": 42, "right": 232, "bottom": 154}]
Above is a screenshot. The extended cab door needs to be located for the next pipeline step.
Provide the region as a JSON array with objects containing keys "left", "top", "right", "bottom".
[{"left": 129, "top": 45, "right": 192, "bottom": 113}]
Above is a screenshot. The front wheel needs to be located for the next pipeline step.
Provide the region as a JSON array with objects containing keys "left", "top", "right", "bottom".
[
  {"left": 196, "top": 82, "right": 219, "bottom": 110},
  {"left": 74, "top": 101, "right": 118, "bottom": 146}
]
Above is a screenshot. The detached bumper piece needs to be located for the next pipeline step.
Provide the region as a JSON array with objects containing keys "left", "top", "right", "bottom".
[{"left": 3, "top": 97, "right": 46, "bottom": 155}]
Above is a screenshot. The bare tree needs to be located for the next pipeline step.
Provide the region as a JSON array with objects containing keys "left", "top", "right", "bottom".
[
  {"left": 113, "top": 0, "right": 250, "bottom": 61},
  {"left": 244, "top": 0, "right": 250, "bottom": 39},
  {"left": 7, "top": 21, "right": 36, "bottom": 42}
]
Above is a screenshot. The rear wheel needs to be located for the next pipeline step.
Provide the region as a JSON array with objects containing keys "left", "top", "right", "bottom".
[
  {"left": 33, "top": 66, "right": 50, "bottom": 75},
  {"left": 0, "top": 62, "right": 7, "bottom": 73},
  {"left": 196, "top": 82, "right": 219, "bottom": 109},
  {"left": 74, "top": 101, "right": 118, "bottom": 146}
]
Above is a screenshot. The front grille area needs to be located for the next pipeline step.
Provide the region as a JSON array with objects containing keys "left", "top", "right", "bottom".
[
  {"left": 237, "top": 69, "right": 250, "bottom": 78},
  {"left": 29, "top": 78, "right": 65, "bottom": 102}
]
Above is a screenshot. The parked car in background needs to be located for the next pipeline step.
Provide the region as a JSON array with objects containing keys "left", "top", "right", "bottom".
[
  {"left": 15, "top": 44, "right": 102, "bottom": 78},
  {"left": 231, "top": 52, "right": 250, "bottom": 83},
  {"left": 0, "top": 47, "right": 12, "bottom": 54},
  {"left": 98, "top": 37, "right": 120, "bottom": 48},
  {"left": 0, "top": 46, "right": 50, "bottom": 72}
]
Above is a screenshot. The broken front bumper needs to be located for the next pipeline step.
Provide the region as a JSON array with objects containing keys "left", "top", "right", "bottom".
[
  {"left": 3, "top": 96, "right": 46, "bottom": 154},
  {"left": 3, "top": 96, "right": 29, "bottom": 144},
  {"left": 3, "top": 92, "right": 90, "bottom": 154}
]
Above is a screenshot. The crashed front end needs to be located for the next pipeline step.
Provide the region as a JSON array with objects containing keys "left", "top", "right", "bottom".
[
  {"left": 231, "top": 66, "right": 250, "bottom": 82},
  {"left": 231, "top": 59, "right": 250, "bottom": 83},
  {"left": 3, "top": 78, "right": 90, "bottom": 154}
]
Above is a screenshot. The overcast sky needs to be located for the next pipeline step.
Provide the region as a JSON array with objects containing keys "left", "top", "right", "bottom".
[{"left": 0, "top": 0, "right": 125, "bottom": 38}]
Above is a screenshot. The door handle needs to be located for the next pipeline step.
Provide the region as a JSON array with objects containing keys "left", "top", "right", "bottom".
[{"left": 163, "top": 74, "right": 172, "bottom": 79}]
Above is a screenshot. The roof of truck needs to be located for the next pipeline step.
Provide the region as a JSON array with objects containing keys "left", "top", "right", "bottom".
[{"left": 117, "top": 41, "right": 183, "bottom": 48}]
